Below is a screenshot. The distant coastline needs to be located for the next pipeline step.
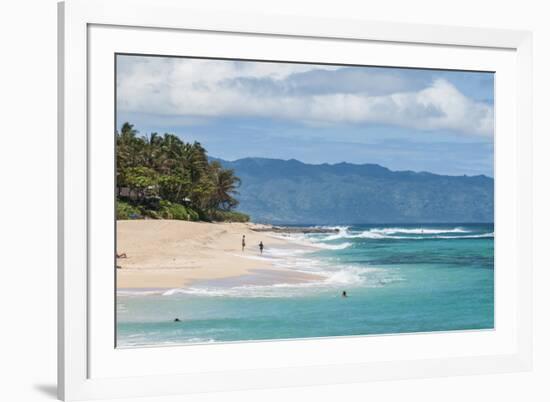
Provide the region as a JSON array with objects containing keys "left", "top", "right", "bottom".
[{"left": 217, "top": 157, "right": 494, "bottom": 225}]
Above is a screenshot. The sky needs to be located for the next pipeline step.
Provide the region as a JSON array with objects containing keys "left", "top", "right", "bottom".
[{"left": 116, "top": 55, "right": 494, "bottom": 177}]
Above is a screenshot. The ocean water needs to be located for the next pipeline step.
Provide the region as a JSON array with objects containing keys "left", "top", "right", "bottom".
[{"left": 116, "top": 223, "right": 494, "bottom": 347}]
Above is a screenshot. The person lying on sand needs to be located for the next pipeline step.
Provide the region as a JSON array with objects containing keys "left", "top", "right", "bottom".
[{"left": 116, "top": 253, "right": 127, "bottom": 269}]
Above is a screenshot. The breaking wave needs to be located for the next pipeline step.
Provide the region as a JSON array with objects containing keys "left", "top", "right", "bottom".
[
  {"left": 308, "top": 227, "right": 493, "bottom": 242},
  {"left": 157, "top": 234, "right": 400, "bottom": 299},
  {"left": 369, "top": 227, "right": 469, "bottom": 235},
  {"left": 118, "top": 225, "right": 490, "bottom": 301},
  {"left": 160, "top": 263, "right": 400, "bottom": 299}
]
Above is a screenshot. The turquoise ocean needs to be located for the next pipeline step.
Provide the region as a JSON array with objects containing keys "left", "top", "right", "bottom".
[{"left": 116, "top": 223, "right": 494, "bottom": 347}]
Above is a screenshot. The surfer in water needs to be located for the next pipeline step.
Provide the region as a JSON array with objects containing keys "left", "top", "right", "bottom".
[
  {"left": 342, "top": 291, "right": 348, "bottom": 298},
  {"left": 259, "top": 241, "right": 264, "bottom": 254}
]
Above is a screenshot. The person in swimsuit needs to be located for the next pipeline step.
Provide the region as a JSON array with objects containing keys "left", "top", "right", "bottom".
[
  {"left": 259, "top": 241, "right": 264, "bottom": 254},
  {"left": 242, "top": 235, "right": 246, "bottom": 252}
]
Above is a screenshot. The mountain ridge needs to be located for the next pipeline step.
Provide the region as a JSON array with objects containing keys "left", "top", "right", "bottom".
[
  {"left": 212, "top": 156, "right": 494, "bottom": 225},
  {"left": 213, "top": 156, "right": 493, "bottom": 179}
]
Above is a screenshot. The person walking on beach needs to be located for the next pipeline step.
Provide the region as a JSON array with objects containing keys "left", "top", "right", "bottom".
[
  {"left": 259, "top": 241, "right": 264, "bottom": 255},
  {"left": 242, "top": 235, "right": 246, "bottom": 252}
]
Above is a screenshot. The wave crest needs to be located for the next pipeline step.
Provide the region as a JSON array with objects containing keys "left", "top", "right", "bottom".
[
  {"left": 160, "top": 264, "right": 400, "bottom": 299},
  {"left": 370, "top": 227, "right": 469, "bottom": 235},
  {"left": 311, "top": 227, "right": 493, "bottom": 242}
]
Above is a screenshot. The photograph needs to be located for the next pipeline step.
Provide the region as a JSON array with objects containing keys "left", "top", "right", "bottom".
[
  {"left": 115, "top": 54, "right": 494, "bottom": 347},
  {"left": 3, "top": 0, "right": 544, "bottom": 400}
]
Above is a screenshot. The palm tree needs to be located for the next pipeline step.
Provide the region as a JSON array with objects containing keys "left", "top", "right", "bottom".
[
  {"left": 142, "top": 132, "right": 163, "bottom": 170},
  {"left": 116, "top": 122, "right": 247, "bottom": 221},
  {"left": 211, "top": 161, "right": 241, "bottom": 210}
]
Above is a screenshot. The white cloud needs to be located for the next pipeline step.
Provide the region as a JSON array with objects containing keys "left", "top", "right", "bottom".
[{"left": 117, "top": 56, "right": 493, "bottom": 136}]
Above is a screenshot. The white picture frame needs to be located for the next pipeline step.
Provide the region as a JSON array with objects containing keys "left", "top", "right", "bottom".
[{"left": 58, "top": 0, "right": 533, "bottom": 400}]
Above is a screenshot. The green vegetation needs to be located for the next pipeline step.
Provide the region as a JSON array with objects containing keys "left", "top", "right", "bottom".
[
  {"left": 116, "top": 200, "right": 142, "bottom": 220},
  {"left": 209, "top": 210, "right": 251, "bottom": 223},
  {"left": 116, "top": 123, "right": 248, "bottom": 222},
  {"left": 159, "top": 200, "right": 200, "bottom": 221}
]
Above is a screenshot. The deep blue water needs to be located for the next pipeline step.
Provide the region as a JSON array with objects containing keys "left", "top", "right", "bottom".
[{"left": 117, "top": 223, "right": 494, "bottom": 347}]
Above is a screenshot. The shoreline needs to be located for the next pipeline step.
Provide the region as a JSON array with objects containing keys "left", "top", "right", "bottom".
[{"left": 116, "top": 220, "right": 321, "bottom": 290}]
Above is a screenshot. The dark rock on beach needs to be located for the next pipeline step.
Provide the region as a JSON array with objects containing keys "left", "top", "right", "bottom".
[{"left": 251, "top": 226, "right": 339, "bottom": 234}]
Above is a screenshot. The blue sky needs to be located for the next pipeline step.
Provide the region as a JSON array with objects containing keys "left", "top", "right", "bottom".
[{"left": 116, "top": 55, "right": 494, "bottom": 177}]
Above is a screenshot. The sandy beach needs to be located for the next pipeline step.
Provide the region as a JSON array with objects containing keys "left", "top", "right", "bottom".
[{"left": 116, "top": 220, "right": 319, "bottom": 289}]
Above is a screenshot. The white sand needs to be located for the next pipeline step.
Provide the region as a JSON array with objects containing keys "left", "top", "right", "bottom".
[{"left": 116, "top": 220, "right": 319, "bottom": 289}]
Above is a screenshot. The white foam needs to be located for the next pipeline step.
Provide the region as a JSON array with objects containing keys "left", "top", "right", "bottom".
[
  {"left": 309, "top": 227, "right": 492, "bottom": 242},
  {"left": 141, "top": 226, "right": 492, "bottom": 300},
  {"left": 311, "top": 241, "right": 353, "bottom": 250},
  {"left": 379, "top": 232, "right": 494, "bottom": 240},
  {"left": 267, "top": 232, "right": 352, "bottom": 250},
  {"left": 323, "top": 266, "right": 365, "bottom": 285},
  {"left": 353, "top": 231, "right": 386, "bottom": 239},
  {"left": 159, "top": 255, "right": 399, "bottom": 299},
  {"left": 435, "top": 232, "right": 494, "bottom": 239},
  {"left": 314, "top": 226, "right": 351, "bottom": 241},
  {"left": 117, "top": 289, "right": 165, "bottom": 296},
  {"left": 370, "top": 227, "right": 469, "bottom": 235},
  {"left": 161, "top": 283, "right": 322, "bottom": 298}
]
